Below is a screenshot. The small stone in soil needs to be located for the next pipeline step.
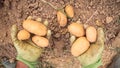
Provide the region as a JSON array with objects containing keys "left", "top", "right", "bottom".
[
  {"left": 106, "top": 16, "right": 113, "bottom": 23},
  {"left": 65, "top": 33, "right": 70, "bottom": 38},
  {"left": 54, "top": 33, "right": 61, "bottom": 38},
  {"left": 54, "top": 27, "right": 59, "bottom": 32},
  {"left": 0, "top": 40, "right": 3, "bottom": 42}
]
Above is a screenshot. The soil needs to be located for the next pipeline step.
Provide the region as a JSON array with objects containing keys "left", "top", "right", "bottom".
[{"left": 0, "top": 0, "right": 120, "bottom": 68}]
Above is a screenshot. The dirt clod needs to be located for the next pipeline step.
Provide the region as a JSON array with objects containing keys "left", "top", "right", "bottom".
[{"left": 106, "top": 17, "right": 113, "bottom": 23}]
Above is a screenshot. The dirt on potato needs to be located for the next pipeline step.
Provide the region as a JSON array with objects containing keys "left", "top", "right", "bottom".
[{"left": 0, "top": 0, "right": 120, "bottom": 68}]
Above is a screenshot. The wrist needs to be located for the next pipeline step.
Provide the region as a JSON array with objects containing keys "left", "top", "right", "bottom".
[{"left": 16, "top": 56, "right": 38, "bottom": 68}]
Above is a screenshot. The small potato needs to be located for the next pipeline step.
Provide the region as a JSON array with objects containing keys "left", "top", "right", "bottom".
[
  {"left": 68, "top": 23, "right": 85, "bottom": 37},
  {"left": 23, "top": 20, "right": 47, "bottom": 36},
  {"left": 17, "top": 29, "right": 30, "bottom": 40},
  {"left": 71, "top": 37, "right": 90, "bottom": 57},
  {"left": 57, "top": 11, "right": 67, "bottom": 27},
  {"left": 86, "top": 26, "right": 97, "bottom": 42},
  {"left": 65, "top": 4, "right": 74, "bottom": 18},
  {"left": 32, "top": 36, "right": 49, "bottom": 47}
]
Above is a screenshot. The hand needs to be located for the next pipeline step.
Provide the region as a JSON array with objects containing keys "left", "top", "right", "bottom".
[
  {"left": 11, "top": 24, "right": 43, "bottom": 68},
  {"left": 77, "top": 27, "right": 105, "bottom": 68}
]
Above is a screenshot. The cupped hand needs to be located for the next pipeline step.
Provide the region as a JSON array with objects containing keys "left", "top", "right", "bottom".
[
  {"left": 77, "top": 27, "right": 105, "bottom": 68},
  {"left": 11, "top": 24, "right": 43, "bottom": 68}
]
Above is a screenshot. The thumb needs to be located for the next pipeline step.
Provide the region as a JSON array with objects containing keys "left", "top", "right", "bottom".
[
  {"left": 11, "top": 24, "right": 20, "bottom": 44},
  {"left": 95, "top": 27, "right": 105, "bottom": 45}
]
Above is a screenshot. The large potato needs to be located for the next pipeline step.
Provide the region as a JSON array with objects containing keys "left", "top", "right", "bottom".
[
  {"left": 23, "top": 20, "right": 47, "bottom": 36},
  {"left": 71, "top": 37, "right": 90, "bottom": 57},
  {"left": 32, "top": 35, "right": 49, "bottom": 47},
  {"left": 57, "top": 11, "right": 67, "bottom": 27},
  {"left": 68, "top": 23, "right": 85, "bottom": 37},
  {"left": 17, "top": 29, "right": 30, "bottom": 40},
  {"left": 86, "top": 26, "right": 97, "bottom": 42}
]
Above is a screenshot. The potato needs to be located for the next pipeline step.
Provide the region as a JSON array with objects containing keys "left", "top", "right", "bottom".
[
  {"left": 57, "top": 11, "right": 67, "bottom": 27},
  {"left": 32, "top": 35, "right": 49, "bottom": 47},
  {"left": 65, "top": 4, "right": 74, "bottom": 18},
  {"left": 17, "top": 29, "right": 30, "bottom": 40},
  {"left": 86, "top": 26, "right": 97, "bottom": 42},
  {"left": 68, "top": 23, "right": 85, "bottom": 37},
  {"left": 71, "top": 37, "right": 90, "bottom": 57},
  {"left": 23, "top": 20, "right": 47, "bottom": 36}
]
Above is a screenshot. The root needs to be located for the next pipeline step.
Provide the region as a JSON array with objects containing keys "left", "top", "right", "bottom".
[{"left": 41, "top": 0, "right": 64, "bottom": 11}]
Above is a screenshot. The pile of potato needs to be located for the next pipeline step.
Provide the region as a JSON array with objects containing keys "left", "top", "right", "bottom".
[
  {"left": 17, "top": 4, "right": 97, "bottom": 57},
  {"left": 17, "top": 19, "right": 49, "bottom": 47},
  {"left": 57, "top": 4, "right": 74, "bottom": 27},
  {"left": 69, "top": 23, "right": 97, "bottom": 57},
  {"left": 57, "top": 4, "right": 97, "bottom": 57}
]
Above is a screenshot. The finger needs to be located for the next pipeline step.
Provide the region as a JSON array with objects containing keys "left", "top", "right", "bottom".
[
  {"left": 11, "top": 24, "right": 20, "bottom": 44},
  {"left": 95, "top": 27, "right": 105, "bottom": 45},
  {"left": 26, "top": 16, "right": 33, "bottom": 20},
  {"left": 43, "top": 19, "right": 48, "bottom": 26},
  {"left": 36, "top": 18, "right": 42, "bottom": 22}
]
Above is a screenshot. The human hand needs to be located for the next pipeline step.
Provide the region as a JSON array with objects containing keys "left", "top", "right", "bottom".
[
  {"left": 11, "top": 24, "right": 43, "bottom": 68},
  {"left": 77, "top": 27, "right": 105, "bottom": 68}
]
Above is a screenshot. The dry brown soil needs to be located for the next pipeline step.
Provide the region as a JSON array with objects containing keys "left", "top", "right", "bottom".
[{"left": 0, "top": 0, "right": 120, "bottom": 68}]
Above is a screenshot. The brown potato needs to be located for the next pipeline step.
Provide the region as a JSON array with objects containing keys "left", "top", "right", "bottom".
[
  {"left": 32, "top": 35, "right": 49, "bottom": 47},
  {"left": 71, "top": 37, "right": 90, "bottom": 57},
  {"left": 65, "top": 4, "right": 74, "bottom": 18},
  {"left": 57, "top": 11, "right": 67, "bottom": 27},
  {"left": 23, "top": 20, "right": 47, "bottom": 36},
  {"left": 86, "top": 26, "right": 97, "bottom": 42},
  {"left": 17, "top": 29, "right": 30, "bottom": 40},
  {"left": 68, "top": 23, "right": 85, "bottom": 37}
]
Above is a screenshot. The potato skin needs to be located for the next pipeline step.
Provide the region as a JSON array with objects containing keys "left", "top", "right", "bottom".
[
  {"left": 57, "top": 11, "right": 67, "bottom": 27},
  {"left": 17, "top": 29, "right": 30, "bottom": 40},
  {"left": 32, "top": 36, "right": 49, "bottom": 47},
  {"left": 71, "top": 37, "right": 90, "bottom": 57},
  {"left": 65, "top": 4, "right": 74, "bottom": 18},
  {"left": 86, "top": 26, "right": 97, "bottom": 42},
  {"left": 23, "top": 20, "right": 47, "bottom": 36},
  {"left": 68, "top": 23, "right": 85, "bottom": 37}
]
